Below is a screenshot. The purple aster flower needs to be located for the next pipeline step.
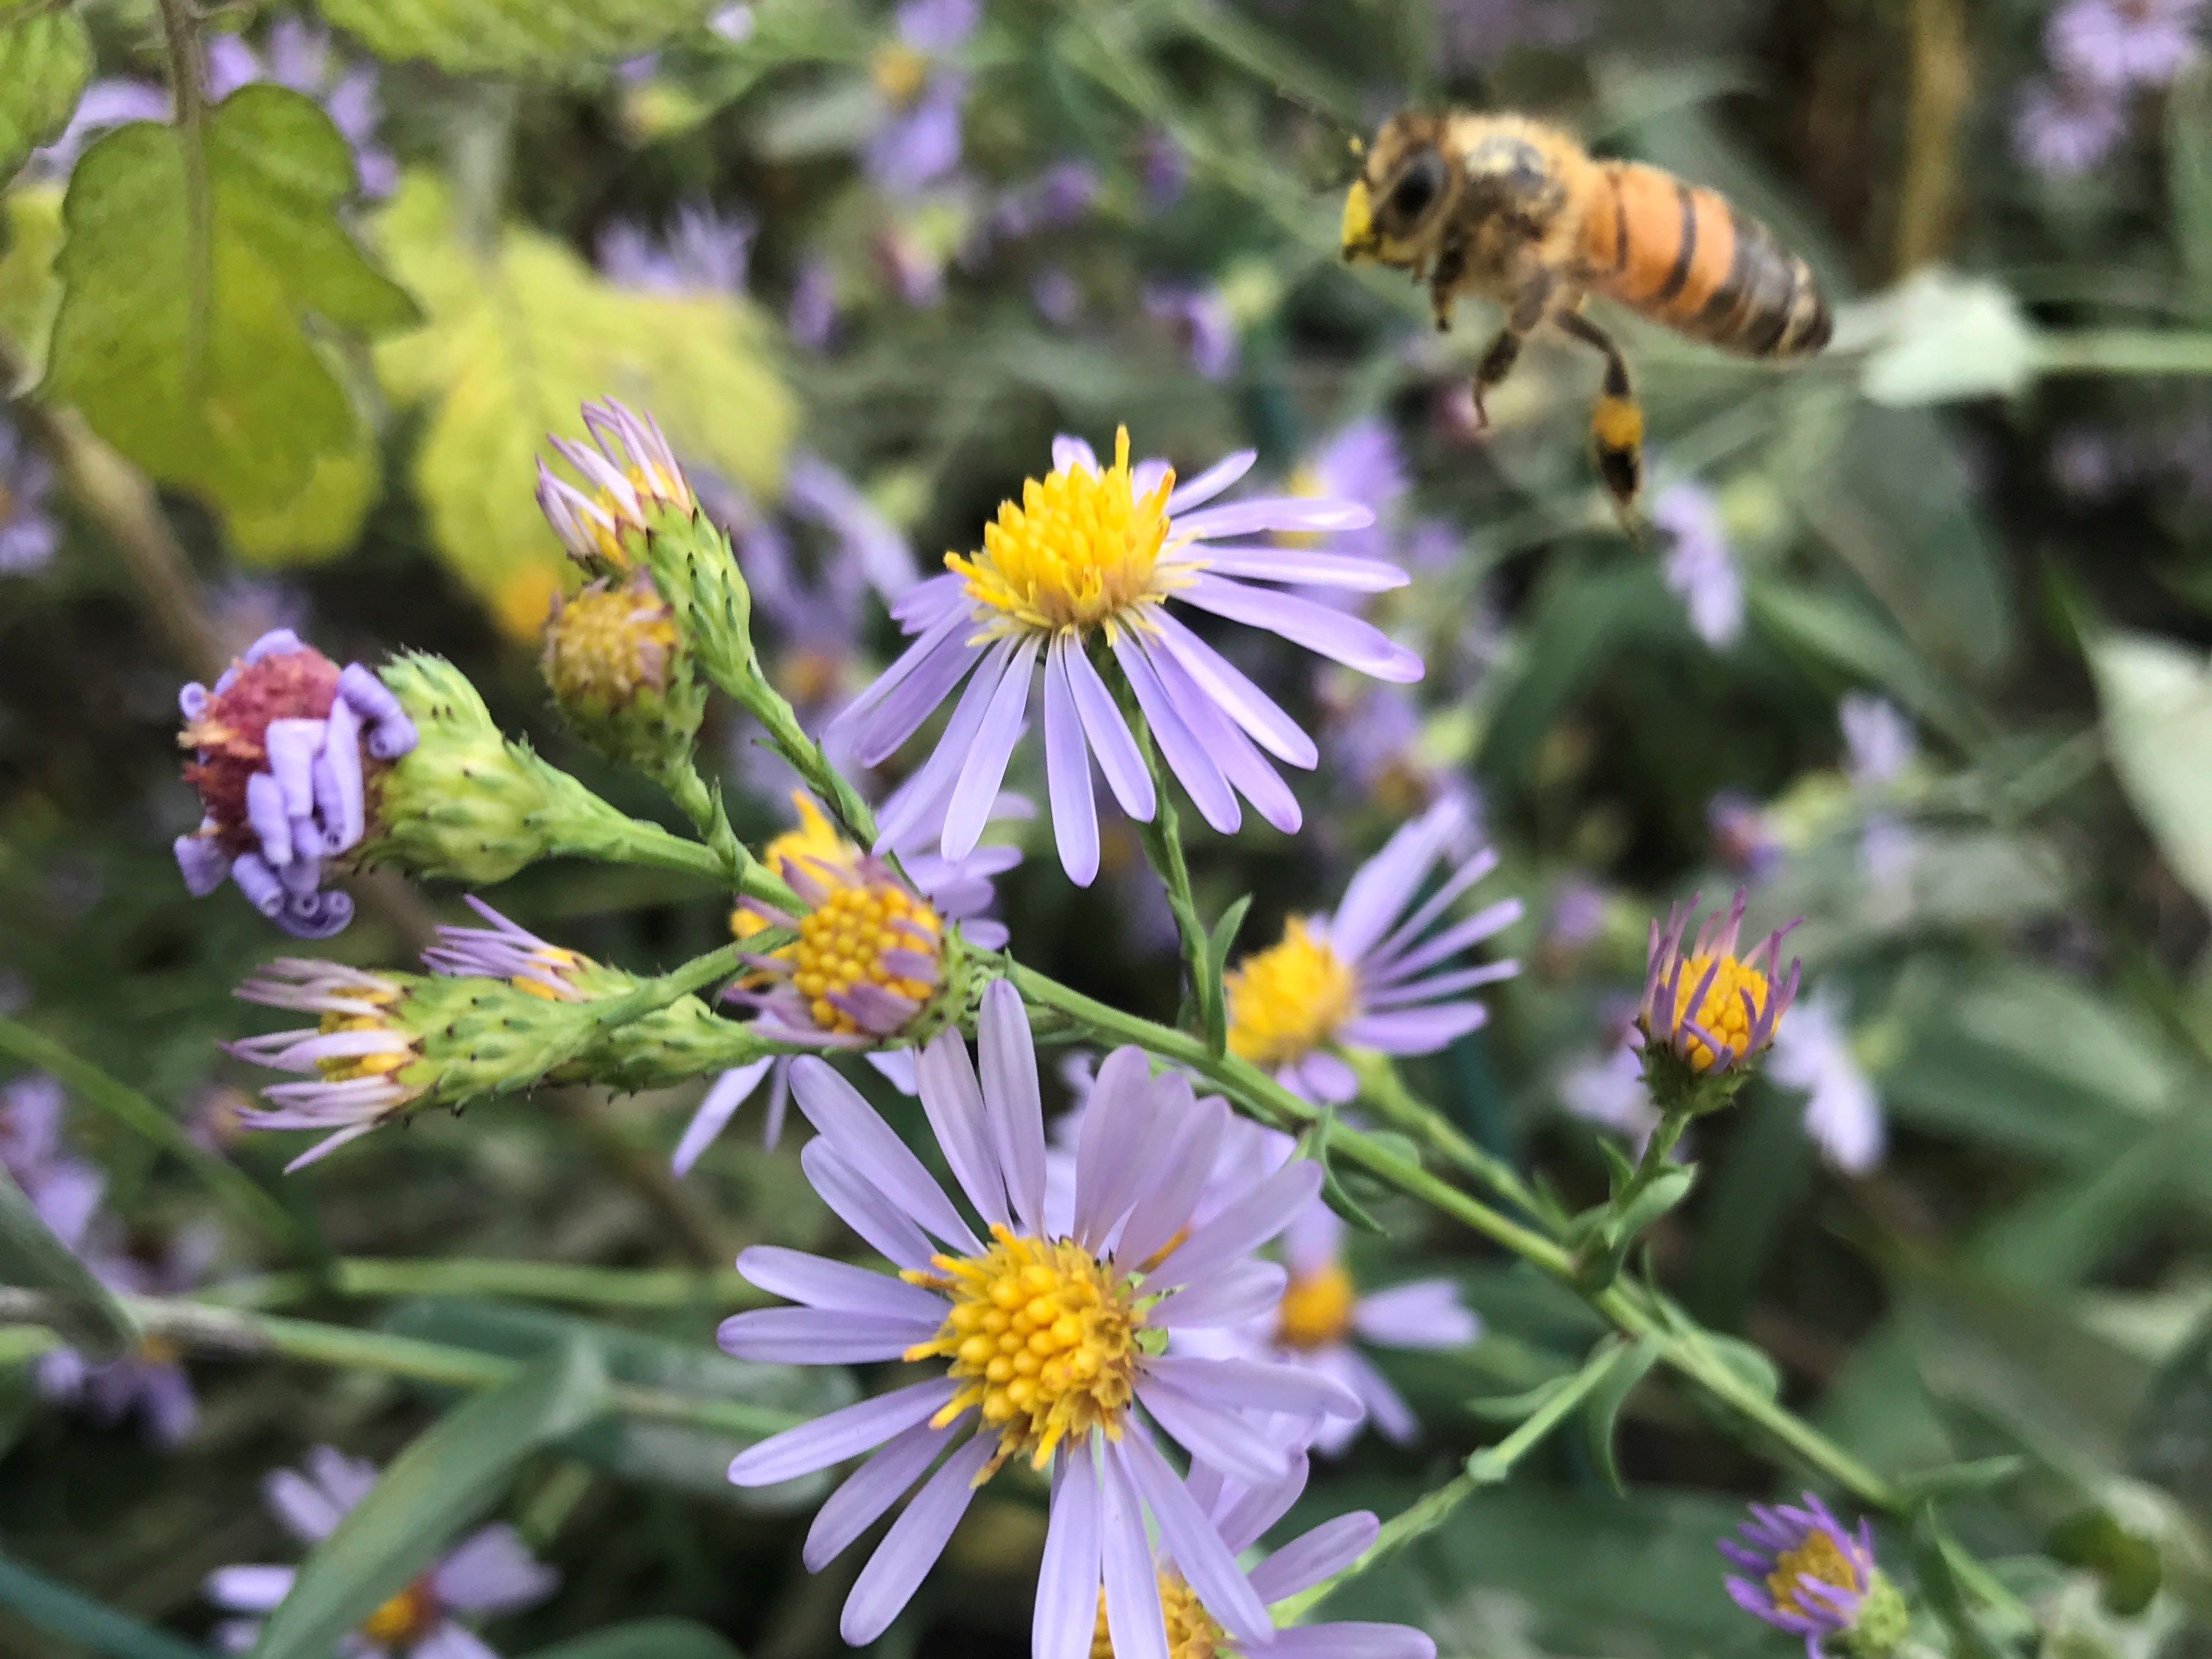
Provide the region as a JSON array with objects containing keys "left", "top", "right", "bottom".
[
  {"left": 830, "top": 427, "right": 1418, "bottom": 884},
  {"left": 991, "top": 159, "right": 1102, "bottom": 242},
  {"left": 208, "top": 1445, "right": 557, "bottom": 1654},
  {"left": 721, "top": 983, "right": 1360, "bottom": 1652},
  {"left": 1707, "top": 790, "right": 1783, "bottom": 882},
  {"left": 1543, "top": 878, "right": 1608, "bottom": 957},
  {"left": 1, "top": 1073, "right": 103, "bottom": 1247},
  {"left": 2049, "top": 0, "right": 2201, "bottom": 89},
  {"left": 1769, "top": 993, "right": 1885, "bottom": 1175},
  {"left": 673, "top": 789, "right": 1020, "bottom": 1171},
  {"left": 1637, "top": 889, "right": 1802, "bottom": 1077},
  {"left": 206, "top": 19, "right": 395, "bottom": 197},
  {"left": 790, "top": 256, "right": 842, "bottom": 350},
  {"left": 1032, "top": 266, "right": 1084, "bottom": 326},
  {"left": 2014, "top": 75, "right": 2130, "bottom": 175},
  {"left": 1323, "top": 683, "right": 1442, "bottom": 814},
  {"left": 861, "top": 0, "right": 978, "bottom": 198},
  {"left": 39, "top": 1221, "right": 215, "bottom": 1447},
  {"left": 26, "top": 79, "right": 170, "bottom": 180},
  {"left": 1284, "top": 418, "right": 1408, "bottom": 565},
  {"left": 1101, "top": 1449, "right": 1436, "bottom": 1658},
  {"left": 224, "top": 961, "right": 424, "bottom": 1169},
  {"left": 1140, "top": 127, "right": 1189, "bottom": 208},
  {"left": 1652, "top": 484, "right": 1742, "bottom": 648},
  {"left": 173, "top": 629, "right": 418, "bottom": 939},
  {"left": 1144, "top": 282, "right": 1240, "bottom": 380},
  {"left": 421, "top": 897, "right": 622, "bottom": 1002},
  {"left": 0, "top": 414, "right": 59, "bottom": 576},
  {"left": 1224, "top": 796, "right": 1520, "bottom": 1102},
  {"left": 1179, "top": 1196, "right": 1481, "bottom": 1455},
  {"left": 1720, "top": 1493, "right": 1900, "bottom": 1659},
  {"left": 1840, "top": 693, "right": 1914, "bottom": 789},
  {"left": 597, "top": 202, "right": 756, "bottom": 296}
]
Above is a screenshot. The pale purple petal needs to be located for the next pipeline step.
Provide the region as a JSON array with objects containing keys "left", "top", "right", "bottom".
[
  {"left": 1177, "top": 573, "right": 1423, "bottom": 682},
  {"left": 1134, "top": 1377, "right": 1288, "bottom": 1483},
  {"left": 1113, "top": 1078, "right": 1225, "bottom": 1267},
  {"left": 1034, "top": 1450, "right": 1105, "bottom": 1659},
  {"left": 840, "top": 1433, "right": 995, "bottom": 1644},
  {"left": 263, "top": 1467, "right": 345, "bottom": 1541},
  {"left": 1337, "top": 1007, "right": 1489, "bottom": 1052},
  {"left": 1146, "top": 1353, "right": 1361, "bottom": 1421},
  {"left": 1110, "top": 628, "right": 1238, "bottom": 833},
  {"left": 834, "top": 610, "right": 977, "bottom": 764},
  {"left": 672, "top": 1059, "right": 774, "bottom": 1175},
  {"left": 944, "top": 639, "right": 1037, "bottom": 859},
  {"left": 1174, "top": 497, "right": 1374, "bottom": 539},
  {"left": 263, "top": 718, "right": 323, "bottom": 819},
  {"left": 1138, "top": 635, "right": 1302, "bottom": 832},
  {"left": 1148, "top": 612, "right": 1317, "bottom": 766},
  {"left": 1150, "top": 1260, "right": 1287, "bottom": 1328},
  {"left": 729, "top": 1377, "right": 960, "bottom": 1486},
  {"left": 718, "top": 1307, "right": 938, "bottom": 1363},
  {"left": 805, "top": 1421, "right": 956, "bottom": 1571},
  {"left": 1072, "top": 1047, "right": 1167, "bottom": 1250},
  {"left": 1360, "top": 962, "right": 1519, "bottom": 1007},
  {"left": 1043, "top": 636, "right": 1101, "bottom": 885},
  {"left": 415, "top": 1626, "right": 500, "bottom": 1659},
  {"left": 1353, "top": 1281, "right": 1481, "bottom": 1350},
  {"left": 430, "top": 1524, "right": 557, "bottom": 1614},
  {"left": 977, "top": 979, "right": 1047, "bottom": 1236},
  {"left": 789, "top": 1057, "right": 981, "bottom": 1252},
  {"left": 204, "top": 1566, "right": 294, "bottom": 1611},
  {"left": 1149, "top": 1158, "right": 1320, "bottom": 1288},
  {"left": 1118, "top": 1430, "right": 1272, "bottom": 1646},
  {"left": 875, "top": 637, "right": 1015, "bottom": 850},
  {"left": 915, "top": 1028, "right": 1009, "bottom": 1229},
  {"left": 1328, "top": 800, "right": 1465, "bottom": 963},
  {"left": 1248, "top": 1512, "right": 1378, "bottom": 1603},
  {"left": 1338, "top": 1346, "right": 1420, "bottom": 1445},
  {"left": 1165, "top": 449, "right": 1257, "bottom": 513},
  {"left": 1205, "top": 1453, "right": 1308, "bottom": 1554},
  {"left": 736, "top": 1245, "right": 947, "bottom": 1322},
  {"left": 1366, "top": 899, "right": 1523, "bottom": 985},
  {"left": 1187, "top": 545, "right": 1410, "bottom": 590},
  {"left": 801, "top": 1142, "right": 936, "bottom": 1271},
  {"left": 1065, "top": 631, "right": 1155, "bottom": 819},
  {"left": 1100, "top": 1451, "right": 1170, "bottom": 1659},
  {"left": 1053, "top": 436, "right": 1101, "bottom": 475},
  {"left": 174, "top": 834, "right": 229, "bottom": 896},
  {"left": 245, "top": 772, "right": 294, "bottom": 867}
]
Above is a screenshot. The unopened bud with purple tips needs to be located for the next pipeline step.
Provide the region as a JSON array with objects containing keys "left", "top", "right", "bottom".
[{"left": 173, "top": 630, "right": 418, "bottom": 939}]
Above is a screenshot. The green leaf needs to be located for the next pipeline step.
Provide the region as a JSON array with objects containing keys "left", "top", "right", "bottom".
[
  {"left": 0, "top": 11, "right": 89, "bottom": 186},
  {"left": 0, "top": 1164, "right": 133, "bottom": 1359},
  {"left": 2090, "top": 630, "right": 2212, "bottom": 914},
  {"left": 525, "top": 1620, "right": 745, "bottom": 1659},
  {"left": 249, "top": 1342, "right": 612, "bottom": 1659},
  {"left": 372, "top": 173, "right": 794, "bottom": 639},
  {"left": 1895, "top": 1456, "right": 2028, "bottom": 1502},
  {"left": 0, "top": 1551, "right": 210, "bottom": 1659},
  {"left": 1848, "top": 269, "right": 2038, "bottom": 407},
  {"left": 42, "top": 86, "right": 416, "bottom": 524},
  {"left": 0, "top": 182, "right": 66, "bottom": 382},
  {"left": 1201, "top": 892, "right": 1252, "bottom": 1059},
  {"left": 219, "top": 419, "right": 381, "bottom": 564},
  {"left": 2047, "top": 1508, "right": 2164, "bottom": 1618},
  {"left": 314, "top": 0, "right": 725, "bottom": 77},
  {"left": 1581, "top": 1333, "right": 1663, "bottom": 1497},
  {"left": 2170, "top": 69, "right": 2212, "bottom": 313}
]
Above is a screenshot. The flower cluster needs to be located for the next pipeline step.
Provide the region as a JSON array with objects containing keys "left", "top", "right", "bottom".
[
  {"left": 173, "top": 628, "right": 418, "bottom": 938},
  {"left": 2015, "top": 0, "right": 2201, "bottom": 176}
]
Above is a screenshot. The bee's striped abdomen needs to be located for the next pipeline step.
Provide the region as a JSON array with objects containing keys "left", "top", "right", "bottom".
[{"left": 1580, "top": 161, "right": 1830, "bottom": 359}]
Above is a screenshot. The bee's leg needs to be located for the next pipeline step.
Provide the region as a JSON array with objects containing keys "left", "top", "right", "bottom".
[
  {"left": 1557, "top": 309, "right": 1644, "bottom": 532},
  {"left": 1470, "top": 274, "right": 1556, "bottom": 431},
  {"left": 1429, "top": 236, "right": 1468, "bottom": 331}
]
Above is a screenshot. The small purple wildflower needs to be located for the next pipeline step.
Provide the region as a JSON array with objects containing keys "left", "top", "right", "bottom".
[
  {"left": 173, "top": 629, "right": 418, "bottom": 939},
  {"left": 597, "top": 202, "right": 756, "bottom": 296},
  {"left": 1032, "top": 265, "right": 1084, "bottom": 326},
  {"left": 789, "top": 256, "right": 841, "bottom": 350},
  {"left": 1653, "top": 483, "right": 1743, "bottom": 648},
  {"left": 26, "top": 80, "right": 170, "bottom": 181},
  {"left": 1720, "top": 1493, "right": 1897, "bottom": 1659},
  {"left": 1224, "top": 796, "right": 1521, "bottom": 1102},
  {"left": 223, "top": 960, "right": 423, "bottom": 1170},
  {"left": 0, "top": 1074, "right": 103, "bottom": 1248},
  {"left": 710, "top": 3, "right": 755, "bottom": 41},
  {"left": 206, "top": 19, "right": 396, "bottom": 197},
  {"left": 1141, "top": 127, "right": 1190, "bottom": 208},
  {"left": 38, "top": 1222, "right": 216, "bottom": 1447},
  {"left": 0, "top": 414, "right": 59, "bottom": 576},
  {"left": 862, "top": 0, "right": 979, "bottom": 198},
  {"left": 1637, "top": 889, "right": 1803, "bottom": 1076},
  {"left": 1708, "top": 790, "right": 1783, "bottom": 882},
  {"left": 1144, "top": 281, "right": 1240, "bottom": 380},
  {"left": 1284, "top": 417, "right": 1409, "bottom": 565},
  {"left": 830, "top": 427, "right": 1419, "bottom": 884},
  {"left": 720, "top": 982, "right": 1358, "bottom": 1651},
  {"left": 534, "top": 399, "right": 695, "bottom": 571},
  {"left": 207, "top": 1446, "right": 557, "bottom": 1655},
  {"left": 1840, "top": 693, "right": 1914, "bottom": 789},
  {"left": 1769, "top": 993, "right": 1886, "bottom": 1175},
  {"left": 2049, "top": 0, "right": 2201, "bottom": 89},
  {"left": 2014, "top": 75, "right": 2130, "bottom": 176}
]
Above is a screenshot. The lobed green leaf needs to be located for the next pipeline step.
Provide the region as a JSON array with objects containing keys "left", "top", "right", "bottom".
[{"left": 0, "top": 10, "right": 89, "bottom": 187}]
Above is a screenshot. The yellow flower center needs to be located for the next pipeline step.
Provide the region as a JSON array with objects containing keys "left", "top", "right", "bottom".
[
  {"left": 1224, "top": 918, "right": 1359, "bottom": 1069},
  {"left": 947, "top": 426, "right": 1180, "bottom": 641},
  {"left": 903, "top": 1224, "right": 1141, "bottom": 1473},
  {"left": 733, "top": 793, "right": 860, "bottom": 941},
  {"left": 786, "top": 870, "right": 943, "bottom": 1037},
  {"left": 314, "top": 984, "right": 410, "bottom": 1084},
  {"left": 1662, "top": 951, "right": 1771, "bottom": 1071},
  {"left": 1088, "top": 1573, "right": 1226, "bottom": 1659},
  {"left": 587, "top": 461, "right": 688, "bottom": 565},
  {"left": 138, "top": 1335, "right": 183, "bottom": 1366},
  {"left": 1279, "top": 463, "right": 1327, "bottom": 550},
  {"left": 873, "top": 41, "right": 930, "bottom": 105},
  {"left": 1274, "top": 1262, "right": 1356, "bottom": 1351},
  {"left": 1767, "top": 1530, "right": 1862, "bottom": 1622},
  {"left": 543, "top": 580, "right": 677, "bottom": 706},
  {"left": 360, "top": 1581, "right": 439, "bottom": 1646}
]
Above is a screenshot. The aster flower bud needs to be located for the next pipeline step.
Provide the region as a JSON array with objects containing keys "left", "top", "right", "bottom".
[
  {"left": 533, "top": 399, "right": 695, "bottom": 576},
  {"left": 541, "top": 573, "right": 706, "bottom": 778},
  {"left": 1636, "top": 888, "right": 1802, "bottom": 1115},
  {"left": 1721, "top": 1494, "right": 1908, "bottom": 1659},
  {"left": 173, "top": 628, "right": 418, "bottom": 939}
]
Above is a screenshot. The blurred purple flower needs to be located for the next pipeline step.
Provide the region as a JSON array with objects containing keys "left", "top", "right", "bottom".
[
  {"left": 40, "top": 1220, "right": 217, "bottom": 1447},
  {"left": 0, "top": 415, "right": 59, "bottom": 576},
  {"left": 1653, "top": 483, "right": 1743, "bottom": 647},
  {"left": 1284, "top": 417, "right": 1408, "bottom": 565},
  {"left": 720, "top": 985, "right": 1358, "bottom": 1651},
  {"left": 1, "top": 1074, "right": 103, "bottom": 1248},
  {"left": 26, "top": 80, "right": 170, "bottom": 181},
  {"left": 1560, "top": 1035, "right": 1661, "bottom": 1149},
  {"left": 1543, "top": 877, "right": 1608, "bottom": 956},
  {"left": 991, "top": 158, "right": 1102, "bottom": 241},
  {"left": 597, "top": 203, "right": 756, "bottom": 296},
  {"left": 207, "top": 19, "right": 396, "bottom": 196},
  {"left": 862, "top": 0, "right": 979, "bottom": 197},
  {"left": 1031, "top": 265, "right": 1083, "bottom": 326},
  {"left": 831, "top": 429, "right": 1418, "bottom": 884},
  {"left": 789, "top": 256, "right": 841, "bottom": 349},
  {"left": 1145, "top": 282, "right": 1240, "bottom": 380},
  {"left": 710, "top": 3, "right": 755, "bottom": 40},
  {"left": 1769, "top": 993, "right": 1886, "bottom": 1174},
  {"left": 208, "top": 1446, "right": 557, "bottom": 1654},
  {"left": 2049, "top": 0, "right": 2201, "bottom": 89},
  {"left": 1840, "top": 693, "right": 1914, "bottom": 789},
  {"left": 1142, "top": 127, "right": 1190, "bottom": 207},
  {"left": 1708, "top": 789, "right": 1783, "bottom": 882},
  {"left": 2014, "top": 75, "right": 2130, "bottom": 175}
]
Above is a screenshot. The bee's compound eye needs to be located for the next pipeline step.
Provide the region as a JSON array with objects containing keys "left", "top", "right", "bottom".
[{"left": 1385, "top": 151, "right": 1447, "bottom": 225}]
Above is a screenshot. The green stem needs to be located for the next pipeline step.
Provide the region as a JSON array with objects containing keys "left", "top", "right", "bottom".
[
  {"left": 198, "top": 1257, "right": 766, "bottom": 1313},
  {"left": 1275, "top": 1470, "right": 1478, "bottom": 1625},
  {"left": 661, "top": 756, "right": 754, "bottom": 887},
  {"left": 2035, "top": 328, "right": 2212, "bottom": 377},
  {"left": 154, "top": 0, "right": 210, "bottom": 379},
  {"left": 1580, "top": 1105, "right": 1693, "bottom": 1271},
  {"left": 1349, "top": 1050, "right": 1544, "bottom": 1220},
  {"left": 0, "top": 1288, "right": 803, "bottom": 1441}
]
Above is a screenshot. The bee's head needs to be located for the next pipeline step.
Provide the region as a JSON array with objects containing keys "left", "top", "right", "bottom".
[{"left": 1342, "top": 113, "right": 1453, "bottom": 268}]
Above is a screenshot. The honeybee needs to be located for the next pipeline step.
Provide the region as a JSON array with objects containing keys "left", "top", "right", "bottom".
[{"left": 1340, "top": 110, "right": 1832, "bottom": 523}]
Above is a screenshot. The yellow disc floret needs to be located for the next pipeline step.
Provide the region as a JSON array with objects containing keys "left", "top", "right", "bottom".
[
  {"left": 733, "top": 794, "right": 862, "bottom": 941},
  {"left": 948, "top": 426, "right": 1180, "bottom": 641},
  {"left": 873, "top": 41, "right": 930, "bottom": 105},
  {"left": 313, "top": 982, "right": 412, "bottom": 1085},
  {"left": 905, "top": 1225, "right": 1141, "bottom": 1473},
  {"left": 361, "top": 1581, "right": 439, "bottom": 1647},
  {"left": 543, "top": 579, "right": 677, "bottom": 707},
  {"left": 1274, "top": 1262, "right": 1356, "bottom": 1351},
  {"left": 785, "top": 869, "right": 944, "bottom": 1037},
  {"left": 1088, "top": 1573, "right": 1225, "bottom": 1659},
  {"left": 1767, "top": 1530, "right": 1864, "bottom": 1622},
  {"left": 1663, "top": 951, "right": 1771, "bottom": 1072},
  {"left": 587, "top": 462, "right": 688, "bottom": 567},
  {"left": 1224, "top": 918, "right": 1359, "bottom": 1069}
]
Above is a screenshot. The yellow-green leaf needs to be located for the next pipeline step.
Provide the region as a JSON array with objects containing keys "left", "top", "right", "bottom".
[
  {"left": 0, "top": 11, "right": 89, "bottom": 185},
  {"left": 2091, "top": 630, "right": 2212, "bottom": 913},
  {"left": 372, "top": 173, "right": 793, "bottom": 638},
  {"left": 221, "top": 413, "right": 382, "bottom": 563},
  {"left": 315, "top": 0, "right": 723, "bottom": 77},
  {"left": 42, "top": 85, "right": 418, "bottom": 519},
  {"left": 0, "top": 182, "right": 64, "bottom": 383}
]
